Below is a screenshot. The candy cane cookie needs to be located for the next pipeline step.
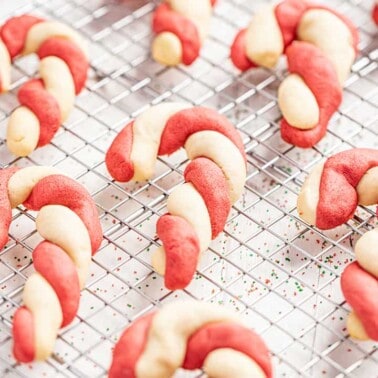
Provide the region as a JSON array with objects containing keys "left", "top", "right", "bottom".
[
  {"left": 0, "top": 15, "right": 88, "bottom": 157},
  {"left": 106, "top": 103, "right": 246, "bottom": 290},
  {"left": 109, "top": 300, "right": 272, "bottom": 378},
  {"left": 341, "top": 228, "right": 378, "bottom": 341},
  {"left": 152, "top": 0, "right": 216, "bottom": 66},
  {"left": 0, "top": 166, "right": 102, "bottom": 362},
  {"left": 297, "top": 148, "right": 378, "bottom": 341},
  {"left": 297, "top": 148, "right": 378, "bottom": 230},
  {"left": 231, "top": 0, "right": 359, "bottom": 148}
]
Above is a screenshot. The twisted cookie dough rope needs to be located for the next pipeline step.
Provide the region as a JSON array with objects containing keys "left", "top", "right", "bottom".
[
  {"left": 0, "top": 167, "right": 102, "bottom": 362},
  {"left": 106, "top": 103, "right": 246, "bottom": 290},
  {"left": 0, "top": 15, "right": 88, "bottom": 157},
  {"left": 297, "top": 148, "right": 378, "bottom": 230},
  {"left": 109, "top": 301, "right": 272, "bottom": 378},
  {"left": 341, "top": 229, "right": 378, "bottom": 341},
  {"left": 297, "top": 148, "right": 378, "bottom": 341},
  {"left": 231, "top": 0, "right": 358, "bottom": 148},
  {"left": 152, "top": 0, "right": 216, "bottom": 66}
]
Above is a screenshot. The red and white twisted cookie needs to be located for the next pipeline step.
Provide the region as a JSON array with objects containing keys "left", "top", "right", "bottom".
[
  {"left": 231, "top": 0, "right": 359, "bottom": 148},
  {"left": 0, "top": 15, "right": 88, "bottom": 157},
  {"left": 0, "top": 166, "right": 102, "bottom": 362},
  {"left": 152, "top": 0, "right": 216, "bottom": 66},
  {"left": 297, "top": 148, "right": 378, "bottom": 230},
  {"left": 109, "top": 301, "right": 272, "bottom": 378},
  {"left": 341, "top": 228, "right": 378, "bottom": 341},
  {"left": 298, "top": 149, "right": 378, "bottom": 340},
  {"left": 106, "top": 103, "right": 246, "bottom": 290}
]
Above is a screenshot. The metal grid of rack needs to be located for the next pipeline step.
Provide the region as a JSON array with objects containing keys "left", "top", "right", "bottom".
[{"left": 0, "top": 0, "right": 377, "bottom": 377}]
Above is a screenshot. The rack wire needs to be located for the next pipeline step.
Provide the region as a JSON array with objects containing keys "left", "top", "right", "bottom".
[{"left": 0, "top": 0, "right": 377, "bottom": 376}]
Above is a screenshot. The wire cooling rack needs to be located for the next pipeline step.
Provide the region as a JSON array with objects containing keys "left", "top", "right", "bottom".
[{"left": 0, "top": 0, "right": 377, "bottom": 377}]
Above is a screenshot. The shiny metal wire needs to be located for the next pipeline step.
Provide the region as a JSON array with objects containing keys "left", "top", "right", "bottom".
[{"left": 0, "top": 0, "right": 377, "bottom": 376}]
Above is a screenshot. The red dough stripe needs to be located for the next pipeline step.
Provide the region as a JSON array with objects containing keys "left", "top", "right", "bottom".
[
  {"left": 12, "top": 307, "right": 35, "bottom": 362},
  {"left": 33, "top": 241, "right": 80, "bottom": 327},
  {"left": 184, "top": 158, "right": 231, "bottom": 238},
  {"left": 230, "top": 29, "right": 257, "bottom": 71},
  {"left": 159, "top": 107, "right": 246, "bottom": 162},
  {"left": 374, "top": 4, "right": 378, "bottom": 25},
  {"left": 23, "top": 174, "right": 102, "bottom": 253},
  {"left": 341, "top": 262, "right": 378, "bottom": 340},
  {"left": 152, "top": 3, "right": 201, "bottom": 65},
  {"left": 109, "top": 313, "right": 155, "bottom": 378},
  {"left": 280, "top": 41, "right": 342, "bottom": 148},
  {"left": 18, "top": 79, "right": 61, "bottom": 147},
  {"left": 183, "top": 322, "right": 273, "bottom": 378},
  {"left": 37, "top": 37, "right": 89, "bottom": 94},
  {"left": 157, "top": 214, "right": 200, "bottom": 290},
  {"left": 0, "top": 15, "right": 43, "bottom": 58},
  {"left": 316, "top": 149, "right": 378, "bottom": 229},
  {"left": 275, "top": 0, "right": 307, "bottom": 48},
  {"left": 105, "top": 122, "right": 135, "bottom": 183}
]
